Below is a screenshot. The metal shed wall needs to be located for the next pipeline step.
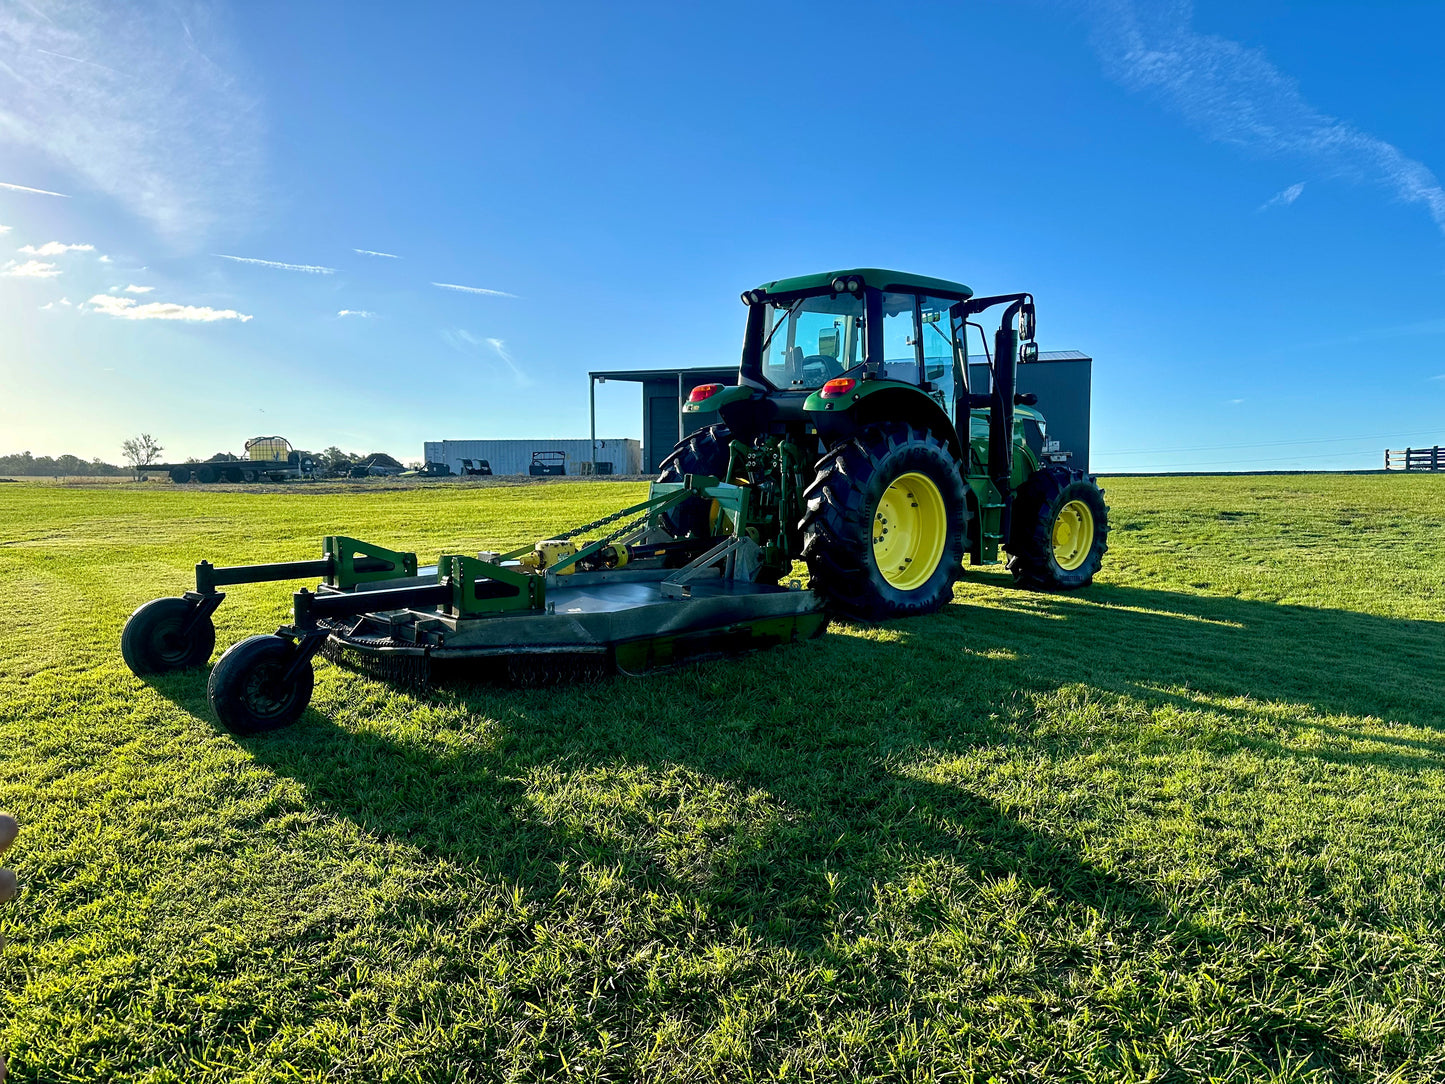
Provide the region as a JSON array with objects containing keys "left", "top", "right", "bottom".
[
  {"left": 423, "top": 439, "right": 642, "bottom": 477},
  {"left": 969, "top": 351, "right": 1092, "bottom": 472}
]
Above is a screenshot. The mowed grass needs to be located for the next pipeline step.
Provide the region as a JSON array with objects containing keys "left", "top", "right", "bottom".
[{"left": 1, "top": 474, "right": 1444, "bottom": 1083}]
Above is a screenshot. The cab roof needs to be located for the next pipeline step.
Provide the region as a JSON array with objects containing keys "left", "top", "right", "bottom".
[{"left": 754, "top": 268, "right": 974, "bottom": 301}]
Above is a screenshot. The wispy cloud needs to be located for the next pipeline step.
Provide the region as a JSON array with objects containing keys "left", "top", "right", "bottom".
[
  {"left": 123, "top": 284, "right": 153, "bottom": 293},
  {"left": 337, "top": 309, "right": 374, "bottom": 318},
  {"left": 354, "top": 248, "right": 400, "bottom": 259},
  {"left": 0, "top": 3, "right": 260, "bottom": 241},
  {"left": 441, "top": 328, "right": 530, "bottom": 385},
  {"left": 97, "top": 254, "right": 112, "bottom": 263},
  {"left": 485, "top": 338, "right": 526, "bottom": 382},
  {"left": 216, "top": 254, "right": 336, "bottom": 274},
  {"left": 39, "top": 297, "right": 73, "bottom": 310},
  {"left": 0, "top": 180, "right": 69, "bottom": 197},
  {"left": 18, "top": 241, "right": 94, "bottom": 256},
  {"left": 1087, "top": 0, "right": 1445, "bottom": 234},
  {"left": 433, "top": 281, "right": 518, "bottom": 298},
  {"left": 1259, "top": 182, "right": 1305, "bottom": 211},
  {"left": 3, "top": 259, "right": 61, "bottom": 278},
  {"left": 84, "top": 293, "right": 252, "bottom": 322},
  {"left": 0, "top": 225, "right": 10, "bottom": 235},
  {"left": 1428, "top": 374, "right": 1445, "bottom": 382}
]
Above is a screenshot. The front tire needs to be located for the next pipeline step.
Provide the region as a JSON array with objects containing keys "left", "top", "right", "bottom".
[
  {"left": 121, "top": 597, "right": 216, "bottom": 675},
  {"left": 801, "top": 424, "right": 967, "bottom": 621},
  {"left": 1006, "top": 466, "right": 1109, "bottom": 590},
  {"left": 207, "top": 635, "right": 314, "bottom": 734}
]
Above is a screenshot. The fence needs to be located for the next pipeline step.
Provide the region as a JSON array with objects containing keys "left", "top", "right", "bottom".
[{"left": 1385, "top": 446, "right": 1444, "bottom": 471}]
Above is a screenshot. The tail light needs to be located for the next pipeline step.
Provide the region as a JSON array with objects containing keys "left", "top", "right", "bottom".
[
  {"left": 819, "top": 377, "right": 857, "bottom": 398},
  {"left": 688, "top": 383, "right": 725, "bottom": 403}
]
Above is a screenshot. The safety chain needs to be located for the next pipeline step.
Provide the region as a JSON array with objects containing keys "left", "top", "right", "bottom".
[{"left": 549, "top": 502, "right": 656, "bottom": 544}]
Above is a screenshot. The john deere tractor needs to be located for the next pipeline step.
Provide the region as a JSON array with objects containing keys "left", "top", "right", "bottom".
[{"left": 657, "top": 268, "right": 1108, "bottom": 619}]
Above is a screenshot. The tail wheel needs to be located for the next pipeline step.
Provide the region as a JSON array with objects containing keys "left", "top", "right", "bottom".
[
  {"left": 655, "top": 423, "right": 733, "bottom": 539},
  {"left": 121, "top": 597, "right": 216, "bottom": 675},
  {"left": 1006, "top": 466, "right": 1109, "bottom": 590},
  {"left": 801, "top": 423, "right": 967, "bottom": 621},
  {"left": 207, "top": 635, "right": 314, "bottom": 735}
]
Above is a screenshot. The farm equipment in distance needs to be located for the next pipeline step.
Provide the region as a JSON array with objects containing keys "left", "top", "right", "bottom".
[
  {"left": 460, "top": 459, "right": 493, "bottom": 476},
  {"left": 121, "top": 268, "right": 1107, "bottom": 735},
  {"left": 400, "top": 461, "right": 454, "bottom": 478},
  {"left": 529, "top": 451, "right": 567, "bottom": 476},
  {"left": 153, "top": 436, "right": 317, "bottom": 484}
]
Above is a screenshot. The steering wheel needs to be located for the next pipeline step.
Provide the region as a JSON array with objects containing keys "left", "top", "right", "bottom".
[{"left": 800, "top": 354, "right": 844, "bottom": 384}]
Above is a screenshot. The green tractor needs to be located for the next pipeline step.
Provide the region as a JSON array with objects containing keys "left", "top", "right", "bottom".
[{"left": 656, "top": 268, "right": 1108, "bottom": 619}]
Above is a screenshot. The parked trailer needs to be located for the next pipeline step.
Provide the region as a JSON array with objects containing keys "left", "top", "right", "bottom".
[{"left": 157, "top": 436, "right": 317, "bottom": 484}]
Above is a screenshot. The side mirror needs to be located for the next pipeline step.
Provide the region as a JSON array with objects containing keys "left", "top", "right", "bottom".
[
  {"left": 1014, "top": 392, "right": 1038, "bottom": 406},
  {"left": 1020, "top": 341, "right": 1039, "bottom": 364},
  {"left": 1020, "top": 304, "right": 1036, "bottom": 342}
]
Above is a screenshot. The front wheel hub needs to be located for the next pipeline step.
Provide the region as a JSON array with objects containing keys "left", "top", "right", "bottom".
[{"left": 1051, "top": 499, "right": 1096, "bottom": 570}]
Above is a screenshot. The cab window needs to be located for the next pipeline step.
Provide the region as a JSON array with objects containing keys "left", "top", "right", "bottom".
[{"left": 761, "top": 293, "right": 864, "bottom": 390}]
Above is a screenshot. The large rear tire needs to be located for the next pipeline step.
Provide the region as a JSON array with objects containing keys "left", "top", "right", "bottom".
[
  {"left": 1006, "top": 466, "right": 1109, "bottom": 590},
  {"left": 801, "top": 424, "right": 967, "bottom": 621},
  {"left": 655, "top": 423, "right": 733, "bottom": 539}
]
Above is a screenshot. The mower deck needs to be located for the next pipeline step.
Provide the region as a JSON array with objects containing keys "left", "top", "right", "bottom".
[
  {"left": 120, "top": 477, "right": 830, "bottom": 734},
  {"left": 327, "top": 570, "right": 826, "bottom": 672}
]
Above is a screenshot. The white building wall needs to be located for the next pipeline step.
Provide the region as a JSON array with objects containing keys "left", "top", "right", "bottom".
[{"left": 422, "top": 438, "right": 642, "bottom": 476}]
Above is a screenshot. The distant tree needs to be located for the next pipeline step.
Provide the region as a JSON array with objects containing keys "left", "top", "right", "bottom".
[
  {"left": 54, "top": 454, "right": 83, "bottom": 477},
  {"left": 206, "top": 451, "right": 241, "bottom": 462},
  {"left": 362, "top": 452, "right": 404, "bottom": 470},
  {"left": 121, "top": 434, "right": 163, "bottom": 471},
  {"left": 319, "top": 446, "right": 354, "bottom": 472}
]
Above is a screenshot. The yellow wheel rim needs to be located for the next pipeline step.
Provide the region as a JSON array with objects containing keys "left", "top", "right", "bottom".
[
  {"left": 872, "top": 472, "right": 947, "bottom": 591},
  {"left": 1052, "top": 499, "right": 1095, "bottom": 571}
]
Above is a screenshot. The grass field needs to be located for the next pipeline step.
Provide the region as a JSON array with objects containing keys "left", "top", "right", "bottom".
[{"left": 1, "top": 474, "right": 1443, "bottom": 1083}]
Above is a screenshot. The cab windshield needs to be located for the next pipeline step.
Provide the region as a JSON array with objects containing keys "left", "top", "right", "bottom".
[
  {"left": 759, "top": 293, "right": 864, "bottom": 390},
  {"left": 754, "top": 290, "right": 959, "bottom": 402}
]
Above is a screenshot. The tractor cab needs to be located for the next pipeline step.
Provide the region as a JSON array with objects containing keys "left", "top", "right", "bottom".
[{"left": 738, "top": 270, "right": 972, "bottom": 406}]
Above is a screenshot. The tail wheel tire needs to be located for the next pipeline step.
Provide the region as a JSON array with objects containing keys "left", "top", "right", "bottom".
[
  {"left": 1007, "top": 466, "right": 1109, "bottom": 590},
  {"left": 655, "top": 423, "right": 733, "bottom": 539},
  {"left": 801, "top": 423, "right": 968, "bottom": 621},
  {"left": 207, "top": 635, "right": 314, "bottom": 735},
  {"left": 121, "top": 597, "right": 216, "bottom": 675}
]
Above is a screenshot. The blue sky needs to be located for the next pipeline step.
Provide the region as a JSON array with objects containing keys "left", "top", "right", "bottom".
[{"left": 2, "top": 0, "right": 1443, "bottom": 471}]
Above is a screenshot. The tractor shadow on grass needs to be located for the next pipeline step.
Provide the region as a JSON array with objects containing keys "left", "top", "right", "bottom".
[
  {"left": 149, "top": 574, "right": 1445, "bottom": 932},
  {"left": 155, "top": 573, "right": 1445, "bottom": 948},
  {"left": 141, "top": 577, "right": 1445, "bottom": 1074}
]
